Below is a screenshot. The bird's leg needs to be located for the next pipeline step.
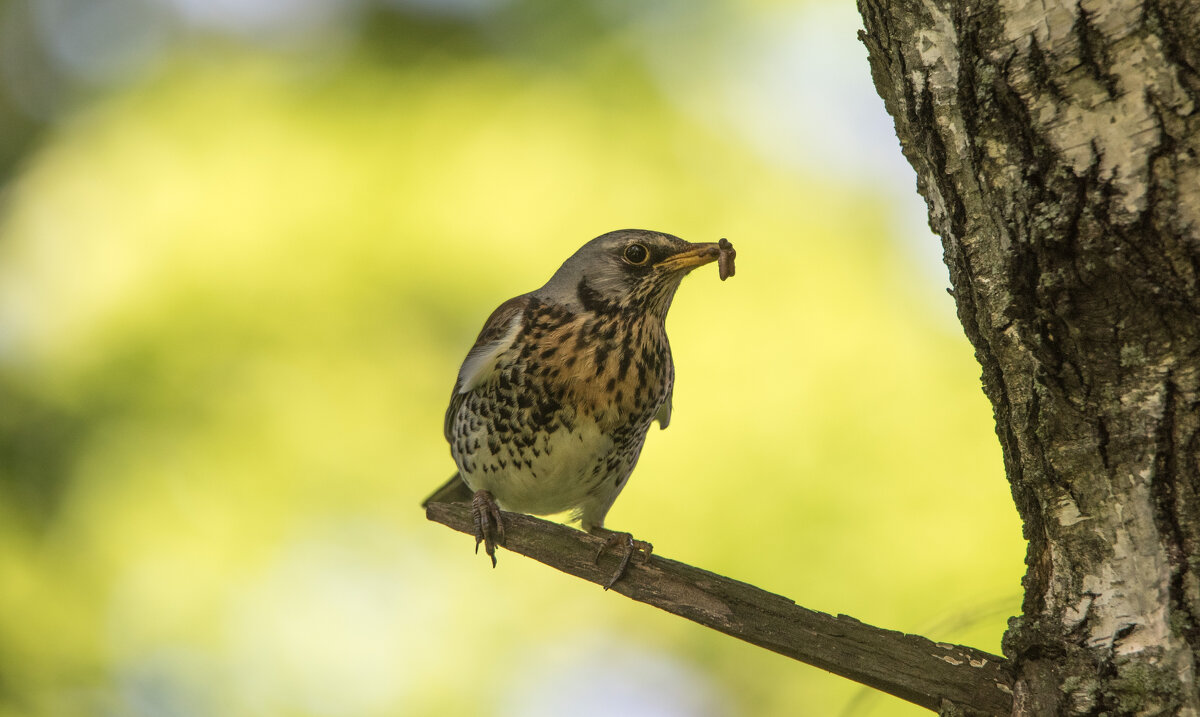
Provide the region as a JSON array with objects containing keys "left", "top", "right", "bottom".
[
  {"left": 471, "top": 489, "right": 505, "bottom": 567},
  {"left": 589, "top": 527, "right": 653, "bottom": 590}
]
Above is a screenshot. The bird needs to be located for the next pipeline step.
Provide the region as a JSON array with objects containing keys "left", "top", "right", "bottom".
[{"left": 428, "top": 229, "right": 735, "bottom": 589}]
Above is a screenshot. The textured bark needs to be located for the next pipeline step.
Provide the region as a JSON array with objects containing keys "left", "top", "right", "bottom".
[{"left": 857, "top": 0, "right": 1200, "bottom": 713}]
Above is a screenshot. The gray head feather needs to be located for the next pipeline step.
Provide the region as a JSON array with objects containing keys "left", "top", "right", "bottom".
[{"left": 535, "top": 229, "right": 692, "bottom": 318}]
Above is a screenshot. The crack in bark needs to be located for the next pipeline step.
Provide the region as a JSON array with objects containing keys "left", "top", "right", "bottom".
[
  {"left": 1151, "top": 376, "right": 1200, "bottom": 652},
  {"left": 1027, "top": 35, "right": 1069, "bottom": 103},
  {"left": 1072, "top": 0, "right": 1123, "bottom": 99}
]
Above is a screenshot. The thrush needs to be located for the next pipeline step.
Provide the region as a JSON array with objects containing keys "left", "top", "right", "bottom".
[{"left": 429, "top": 229, "right": 735, "bottom": 588}]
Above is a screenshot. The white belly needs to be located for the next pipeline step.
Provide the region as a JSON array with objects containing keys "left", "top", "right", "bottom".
[{"left": 456, "top": 416, "right": 618, "bottom": 518}]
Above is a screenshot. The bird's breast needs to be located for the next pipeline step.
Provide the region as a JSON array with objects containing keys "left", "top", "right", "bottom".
[
  {"left": 523, "top": 310, "right": 672, "bottom": 433},
  {"left": 450, "top": 301, "right": 674, "bottom": 517}
]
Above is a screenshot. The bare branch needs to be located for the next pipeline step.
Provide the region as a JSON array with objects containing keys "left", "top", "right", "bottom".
[{"left": 426, "top": 501, "right": 1014, "bottom": 715}]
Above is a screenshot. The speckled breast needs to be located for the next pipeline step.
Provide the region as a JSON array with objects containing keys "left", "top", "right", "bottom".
[{"left": 449, "top": 298, "right": 673, "bottom": 516}]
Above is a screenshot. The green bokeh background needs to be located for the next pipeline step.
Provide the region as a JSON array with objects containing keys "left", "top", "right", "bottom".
[{"left": 0, "top": 2, "right": 1023, "bottom": 715}]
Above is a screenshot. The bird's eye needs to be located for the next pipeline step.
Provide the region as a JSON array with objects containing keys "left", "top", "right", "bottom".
[{"left": 623, "top": 243, "right": 650, "bottom": 265}]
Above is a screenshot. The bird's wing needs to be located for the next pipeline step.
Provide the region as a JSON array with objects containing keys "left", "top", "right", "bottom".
[
  {"left": 655, "top": 383, "right": 673, "bottom": 429},
  {"left": 443, "top": 295, "right": 529, "bottom": 442}
]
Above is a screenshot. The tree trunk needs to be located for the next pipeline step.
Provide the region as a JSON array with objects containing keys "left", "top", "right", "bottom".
[{"left": 857, "top": 0, "right": 1200, "bottom": 713}]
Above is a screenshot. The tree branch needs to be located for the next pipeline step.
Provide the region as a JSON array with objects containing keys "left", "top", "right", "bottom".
[{"left": 426, "top": 501, "right": 1014, "bottom": 715}]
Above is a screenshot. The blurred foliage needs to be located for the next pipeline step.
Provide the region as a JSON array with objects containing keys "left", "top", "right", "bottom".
[{"left": 0, "top": 2, "right": 1023, "bottom": 716}]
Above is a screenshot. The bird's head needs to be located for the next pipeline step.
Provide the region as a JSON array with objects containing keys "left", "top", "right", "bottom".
[{"left": 537, "top": 229, "right": 723, "bottom": 320}]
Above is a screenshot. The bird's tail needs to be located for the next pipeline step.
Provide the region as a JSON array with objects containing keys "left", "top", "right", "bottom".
[{"left": 421, "top": 472, "right": 473, "bottom": 508}]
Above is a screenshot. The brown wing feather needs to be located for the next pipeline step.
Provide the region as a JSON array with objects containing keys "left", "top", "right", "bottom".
[{"left": 442, "top": 295, "right": 530, "bottom": 442}]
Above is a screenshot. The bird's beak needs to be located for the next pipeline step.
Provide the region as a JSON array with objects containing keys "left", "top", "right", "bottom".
[{"left": 653, "top": 243, "right": 721, "bottom": 274}]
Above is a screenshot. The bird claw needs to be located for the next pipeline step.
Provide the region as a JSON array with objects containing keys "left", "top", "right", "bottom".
[
  {"left": 471, "top": 490, "right": 505, "bottom": 567},
  {"left": 591, "top": 529, "right": 653, "bottom": 590}
]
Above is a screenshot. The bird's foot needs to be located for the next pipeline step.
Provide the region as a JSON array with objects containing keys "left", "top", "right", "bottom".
[
  {"left": 471, "top": 490, "right": 505, "bottom": 567},
  {"left": 590, "top": 528, "right": 653, "bottom": 590}
]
